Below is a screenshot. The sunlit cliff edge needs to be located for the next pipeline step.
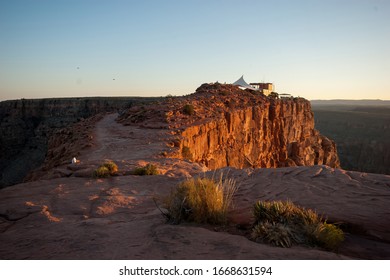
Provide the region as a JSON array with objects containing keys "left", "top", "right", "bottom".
[{"left": 118, "top": 83, "right": 340, "bottom": 170}]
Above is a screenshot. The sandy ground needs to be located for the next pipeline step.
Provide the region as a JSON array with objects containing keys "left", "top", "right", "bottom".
[{"left": 0, "top": 114, "right": 389, "bottom": 259}]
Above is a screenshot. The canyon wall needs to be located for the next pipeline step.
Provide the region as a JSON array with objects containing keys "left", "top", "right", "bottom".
[
  {"left": 0, "top": 97, "right": 156, "bottom": 188},
  {"left": 179, "top": 98, "right": 340, "bottom": 169},
  {"left": 118, "top": 83, "right": 340, "bottom": 170}
]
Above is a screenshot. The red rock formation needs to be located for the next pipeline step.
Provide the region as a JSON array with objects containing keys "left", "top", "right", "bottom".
[
  {"left": 180, "top": 98, "right": 340, "bottom": 169},
  {"left": 118, "top": 83, "right": 340, "bottom": 169}
]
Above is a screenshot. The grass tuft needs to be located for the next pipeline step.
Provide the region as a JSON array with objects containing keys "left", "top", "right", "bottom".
[
  {"left": 102, "top": 161, "right": 118, "bottom": 175},
  {"left": 93, "top": 166, "right": 110, "bottom": 178},
  {"left": 133, "top": 163, "right": 159, "bottom": 175},
  {"left": 93, "top": 161, "right": 118, "bottom": 178},
  {"left": 251, "top": 221, "right": 293, "bottom": 248},
  {"left": 309, "top": 222, "right": 345, "bottom": 250},
  {"left": 251, "top": 200, "right": 344, "bottom": 251},
  {"left": 164, "top": 175, "right": 238, "bottom": 225}
]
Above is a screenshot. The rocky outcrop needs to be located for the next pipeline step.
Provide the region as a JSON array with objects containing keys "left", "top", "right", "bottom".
[
  {"left": 0, "top": 97, "right": 158, "bottom": 188},
  {"left": 179, "top": 98, "right": 339, "bottom": 169},
  {"left": 118, "top": 83, "right": 340, "bottom": 170}
]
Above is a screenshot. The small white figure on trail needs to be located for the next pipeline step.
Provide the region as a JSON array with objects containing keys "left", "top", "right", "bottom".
[{"left": 71, "top": 157, "right": 77, "bottom": 164}]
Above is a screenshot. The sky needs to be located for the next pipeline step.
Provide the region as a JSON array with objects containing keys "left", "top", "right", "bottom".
[{"left": 0, "top": 0, "right": 389, "bottom": 101}]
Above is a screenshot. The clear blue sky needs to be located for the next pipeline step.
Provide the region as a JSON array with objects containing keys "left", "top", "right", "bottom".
[{"left": 1, "top": 0, "right": 389, "bottom": 101}]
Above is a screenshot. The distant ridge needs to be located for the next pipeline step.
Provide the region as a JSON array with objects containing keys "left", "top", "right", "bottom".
[
  {"left": 310, "top": 99, "right": 390, "bottom": 106},
  {"left": 311, "top": 100, "right": 390, "bottom": 175}
]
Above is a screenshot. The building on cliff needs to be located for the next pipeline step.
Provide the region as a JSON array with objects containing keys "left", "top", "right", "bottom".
[
  {"left": 233, "top": 75, "right": 273, "bottom": 96},
  {"left": 249, "top": 82, "right": 274, "bottom": 96}
]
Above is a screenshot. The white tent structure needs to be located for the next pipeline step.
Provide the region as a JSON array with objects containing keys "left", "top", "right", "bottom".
[{"left": 232, "top": 75, "right": 257, "bottom": 90}]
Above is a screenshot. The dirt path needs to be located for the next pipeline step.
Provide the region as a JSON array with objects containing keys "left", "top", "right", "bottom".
[
  {"left": 78, "top": 113, "right": 205, "bottom": 178},
  {"left": 83, "top": 113, "right": 169, "bottom": 162}
]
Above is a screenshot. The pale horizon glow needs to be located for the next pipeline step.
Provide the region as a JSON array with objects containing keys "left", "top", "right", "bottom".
[{"left": 1, "top": 0, "right": 389, "bottom": 101}]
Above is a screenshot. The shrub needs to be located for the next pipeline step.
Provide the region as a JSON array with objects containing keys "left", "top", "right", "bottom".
[
  {"left": 183, "top": 104, "right": 194, "bottom": 116},
  {"left": 93, "top": 161, "right": 118, "bottom": 178},
  {"left": 133, "top": 163, "right": 159, "bottom": 175},
  {"left": 251, "top": 221, "right": 293, "bottom": 248},
  {"left": 251, "top": 200, "right": 344, "bottom": 250},
  {"left": 93, "top": 166, "right": 110, "bottom": 178},
  {"left": 309, "top": 222, "right": 345, "bottom": 251},
  {"left": 164, "top": 175, "right": 238, "bottom": 225},
  {"left": 102, "top": 161, "right": 118, "bottom": 175},
  {"left": 253, "top": 200, "right": 320, "bottom": 226},
  {"left": 181, "top": 146, "right": 193, "bottom": 161}
]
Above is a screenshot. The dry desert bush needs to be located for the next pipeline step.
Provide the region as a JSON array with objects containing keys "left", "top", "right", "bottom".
[
  {"left": 93, "top": 161, "right": 118, "bottom": 178},
  {"left": 133, "top": 163, "right": 159, "bottom": 175},
  {"left": 93, "top": 166, "right": 110, "bottom": 178},
  {"left": 251, "top": 200, "right": 344, "bottom": 250},
  {"left": 164, "top": 175, "right": 238, "bottom": 225}
]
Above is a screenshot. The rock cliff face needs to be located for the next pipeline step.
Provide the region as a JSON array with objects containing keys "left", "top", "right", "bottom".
[
  {"left": 1, "top": 85, "right": 340, "bottom": 188},
  {"left": 0, "top": 97, "right": 156, "bottom": 188},
  {"left": 180, "top": 99, "right": 339, "bottom": 169},
  {"left": 118, "top": 83, "right": 340, "bottom": 170}
]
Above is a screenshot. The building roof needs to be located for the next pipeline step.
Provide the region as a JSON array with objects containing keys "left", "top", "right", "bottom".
[{"left": 233, "top": 75, "right": 257, "bottom": 90}]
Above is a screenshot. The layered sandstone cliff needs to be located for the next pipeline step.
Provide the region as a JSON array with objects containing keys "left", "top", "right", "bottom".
[
  {"left": 179, "top": 98, "right": 339, "bottom": 169},
  {"left": 118, "top": 83, "right": 340, "bottom": 169}
]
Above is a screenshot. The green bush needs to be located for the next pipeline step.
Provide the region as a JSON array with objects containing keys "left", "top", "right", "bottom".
[
  {"left": 93, "top": 166, "right": 110, "bottom": 178},
  {"left": 134, "top": 163, "right": 159, "bottom": 175},
  {"left": 183, "top": 104, "right": 195, "bottom": 116},
  {"left": 164, "top": 175, "right": 238, "bottom": 225},
  {"left": 309, "top": 222, "right": 345, "bottom": 251},
  {"left": 251, "top": 200, "right": 344, "bottom": 250},
  {"left": 93, "top": 161, "right": 118, "bottom": 178},
  {"left": 102, "top": 161, "right": 118, "bottom": 175}
]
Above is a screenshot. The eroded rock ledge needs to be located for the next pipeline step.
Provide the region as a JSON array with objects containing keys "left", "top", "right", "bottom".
[{"left": 118, "top": 83, "right": 340, "bottom": 169}]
